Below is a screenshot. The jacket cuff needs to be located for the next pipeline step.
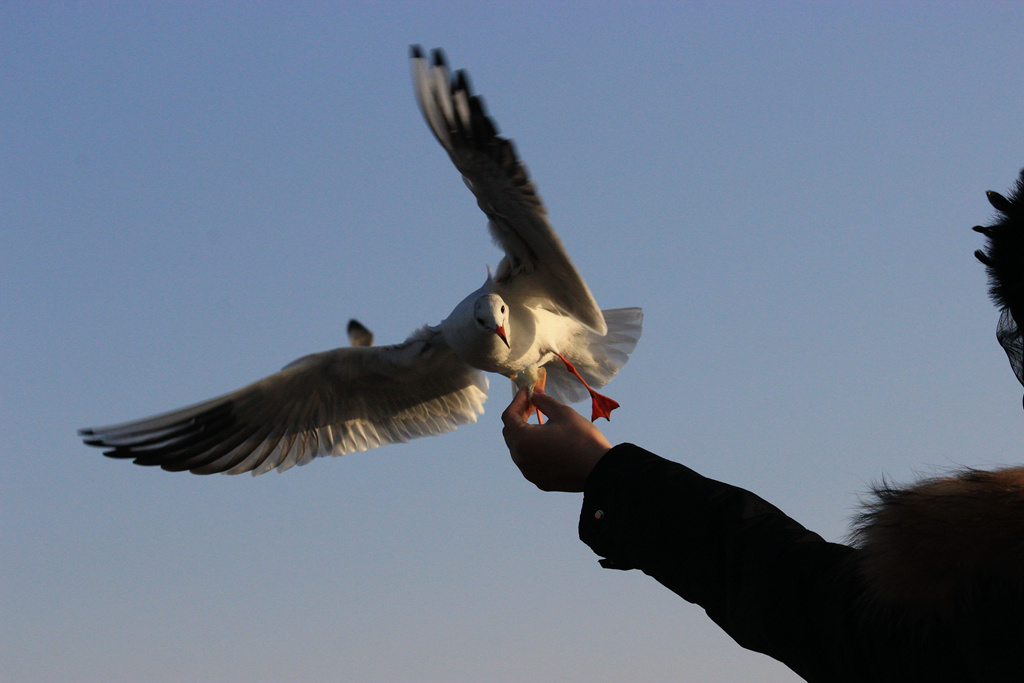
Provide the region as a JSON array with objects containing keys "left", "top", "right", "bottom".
[{"left": 578, "top": 443, "right": 678, "bottom": 570}]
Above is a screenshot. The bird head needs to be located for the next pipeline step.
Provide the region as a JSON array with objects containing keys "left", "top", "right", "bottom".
[{"left": 473, "top": 294, "right": 510, "bottom": 348}]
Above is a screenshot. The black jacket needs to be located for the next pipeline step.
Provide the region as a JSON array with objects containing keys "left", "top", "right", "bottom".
[{"left": 579, "top": 444, "right": 1024, "bottom": 682}]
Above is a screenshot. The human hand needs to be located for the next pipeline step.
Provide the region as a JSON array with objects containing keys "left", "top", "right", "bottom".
[{"left": 501, "top": 388, "right": 612, "bottom": 492}]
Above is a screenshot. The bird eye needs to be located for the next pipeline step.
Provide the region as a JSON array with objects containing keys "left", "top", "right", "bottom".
[{"left": 500, "top": 305, "right": 505, "bottom": 313}]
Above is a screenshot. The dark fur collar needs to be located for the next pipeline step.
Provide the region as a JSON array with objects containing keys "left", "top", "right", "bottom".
[{"left": 851, "top": 467, "right": 1024, "bottom": 614}]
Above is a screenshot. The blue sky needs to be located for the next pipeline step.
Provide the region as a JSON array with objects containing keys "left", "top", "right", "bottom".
[{"left": 4, "top": 3, "right": 1024, "bottom": 681}]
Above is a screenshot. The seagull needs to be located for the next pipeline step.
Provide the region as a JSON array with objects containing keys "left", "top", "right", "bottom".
[{"left": 78, "top": 46, "right": 643, "bottom": 475}]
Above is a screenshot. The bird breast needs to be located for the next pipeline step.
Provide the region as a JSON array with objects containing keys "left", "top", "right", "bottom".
[{"left": 444, "top": 298, "right": 559, "bottom": 377}]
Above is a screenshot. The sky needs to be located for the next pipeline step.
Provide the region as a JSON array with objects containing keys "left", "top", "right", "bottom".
[{"left": 4, "top": 2, "right": 1024, "bottom": 681}]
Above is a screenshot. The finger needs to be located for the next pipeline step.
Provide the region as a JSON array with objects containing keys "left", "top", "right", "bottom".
[
  {"left": 517, "top": 390, "right": 539, "bottom": 421},
  {"left": 501, "top": 388, "right": 532, "bottom": 428},
  {"left": 530, "top": 390, "right": 572, "bottom": 418}
]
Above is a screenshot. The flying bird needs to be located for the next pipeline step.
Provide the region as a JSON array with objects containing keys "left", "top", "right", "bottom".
[{"left": 78, "top": 46, "right": 643, "bottom": 475}]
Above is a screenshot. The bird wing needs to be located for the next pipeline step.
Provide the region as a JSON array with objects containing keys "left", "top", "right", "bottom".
[
  {"left": 411, "top": 46, "right": 607, "bottom": 335},
  {"left": 79, "top": 326, "right": 488, "bottom": 475}
]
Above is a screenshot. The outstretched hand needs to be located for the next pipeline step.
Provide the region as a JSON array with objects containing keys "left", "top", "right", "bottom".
[{"left": 501, "top": 388, "right": 612, "bottom": 492}]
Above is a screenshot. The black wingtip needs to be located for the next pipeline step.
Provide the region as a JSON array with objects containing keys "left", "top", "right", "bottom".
[
  {"left": 104, "top": 447, "right": 137, "bottom": 460},
  {"left": 432, "top": 48, "right": 447, "bottom": 69},
  {"left": 455, "top": 69, "right": 470, "bottom": 94},
  {"left": 409, "top": 44, "right": 423, "bottom": 60}
]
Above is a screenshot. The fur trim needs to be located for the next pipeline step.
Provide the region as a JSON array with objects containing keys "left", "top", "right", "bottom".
[{"left": 851, "top": 466, "right": 1024, "bottom": 614}]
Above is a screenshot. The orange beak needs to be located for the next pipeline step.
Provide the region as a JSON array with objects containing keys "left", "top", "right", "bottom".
[{"left": 495, "top": 325, "right": 510, "bottom": 348}]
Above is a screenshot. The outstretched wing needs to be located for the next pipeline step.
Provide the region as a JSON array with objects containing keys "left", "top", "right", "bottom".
[
  {"left": 974, "top": 170, "right": 1024, "bottom": 394},
  {"left": 79, "top": 326, "right": 488, "bottom": 475},
  {"left": 411, "top": 45, "right": 607, "bottom": 335}
]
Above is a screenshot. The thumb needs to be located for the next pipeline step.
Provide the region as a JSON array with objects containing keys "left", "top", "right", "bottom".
[
  {"left": 530, "top": 390, "right": 572, "bottom": 418},
  {"left": 502, "top": 388, "right": 533, "bottom": 428}
]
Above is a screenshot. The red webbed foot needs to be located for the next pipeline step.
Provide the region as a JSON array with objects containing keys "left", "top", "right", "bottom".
[{"left": 555, "top": 353, "right": 619, "bottom": 421}]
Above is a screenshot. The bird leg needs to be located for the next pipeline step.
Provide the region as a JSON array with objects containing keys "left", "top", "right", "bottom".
[
  {"left": 513, "top": 366, "right": 547, "bottom": 423},
  {"left": 556, "top": 353, "right": 619, "bottom": 421},
  {"left": 532, "top": 367, "right": 547, "bottom": 424}
]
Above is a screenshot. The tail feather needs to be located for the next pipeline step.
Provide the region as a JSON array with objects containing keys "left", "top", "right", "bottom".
[{"left": 543, "top": 307, "right": 643, "bottom": 405}]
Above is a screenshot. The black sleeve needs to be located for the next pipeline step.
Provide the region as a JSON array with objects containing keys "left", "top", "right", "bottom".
[{"left": 578, "top": 444, "right": 864, "bottom": 681}]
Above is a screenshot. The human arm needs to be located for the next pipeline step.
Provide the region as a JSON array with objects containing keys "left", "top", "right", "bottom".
[
  {"left": 578, "top": 444, "right": 858, "bottom": 672},
  {"left": 500, "top": 390, "right": 866, "bottom": 681}
]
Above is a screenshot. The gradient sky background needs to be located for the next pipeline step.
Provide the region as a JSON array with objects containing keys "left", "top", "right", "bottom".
[{"left": 5, "top": 3, "right": 1024, "bottom": 682}]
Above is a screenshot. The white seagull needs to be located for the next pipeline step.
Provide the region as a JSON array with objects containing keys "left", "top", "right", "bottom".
[{"left": 78, "top": 47, "right": 643, "bottom": 475}]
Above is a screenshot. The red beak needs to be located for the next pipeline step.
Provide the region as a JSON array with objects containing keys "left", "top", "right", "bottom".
[{"left": 495, "top": 325, "right": 510, "bottom": 348}]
